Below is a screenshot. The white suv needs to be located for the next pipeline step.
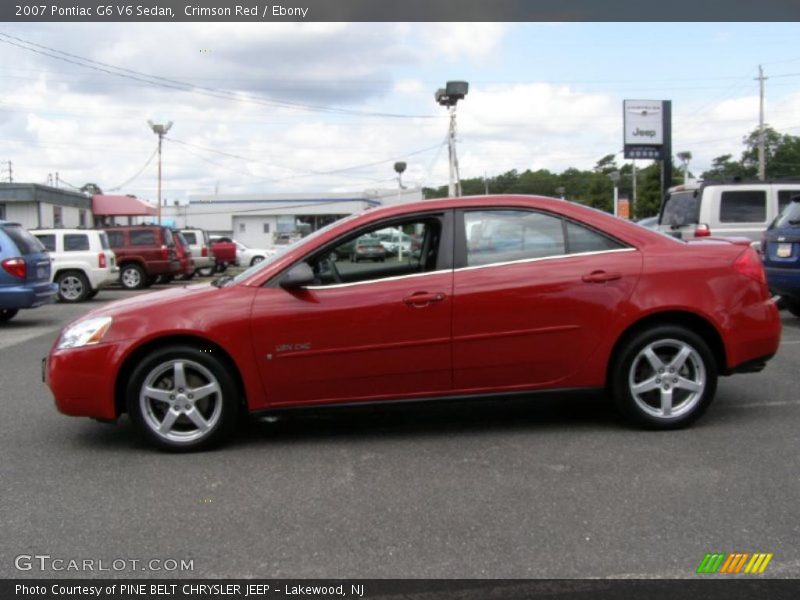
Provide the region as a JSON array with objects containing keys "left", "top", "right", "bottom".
[{"left": 32, "top": 229, "right": 118, "bottom": 302}]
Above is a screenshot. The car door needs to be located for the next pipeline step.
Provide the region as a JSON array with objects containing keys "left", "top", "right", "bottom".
[
  {"left": 452, "top": 208, "right": 642, "bottom": 392},
  {"left": 249, "top": 211, "right": 454, "bottom": 407}
]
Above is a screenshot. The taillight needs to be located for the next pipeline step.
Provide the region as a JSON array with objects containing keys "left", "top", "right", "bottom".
[
  {"left": 694, "top": 223, "right": 711, "bottom": 237},
  {"left": 1, "top": 258, "right": 26, "bottom": 279},
  {"left": 98, "top": 253, "right": 107, "bottom": 268},
  {"left": 201, "top": 245, "right": 208, "bottom": 257},
  {"left": 160, "top": 245, "right": 168, "bottom": 260},
  {"left": 733, "top": 248, "right": 767, "bottom": 285}
]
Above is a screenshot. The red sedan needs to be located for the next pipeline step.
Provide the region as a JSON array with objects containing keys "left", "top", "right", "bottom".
[{"left": 45, "top": 196, "right": 781, "bottom": 451}]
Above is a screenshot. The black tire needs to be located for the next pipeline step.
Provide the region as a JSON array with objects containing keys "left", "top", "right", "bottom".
[
  {"left": 126, "top": 345, "right": 240, "bottom": 452},
  {"left": 610, "top": 325, "right": 718, "bottom": 429},
  {"left": 196, "top": 266, "right": 215, "bottom": 277},
  {"left": 785, "top": 298, "right": 800, "bottom": 318},
  {"left": 119, "top": 264, "right": 146, "bottom": 290},
  {"left": 0, "top": 308, "right": 18, "bottom": 323},
  {"left": 56, "top": 270, "right": 90, "bottom": 303},
  {"left": 250, "top": 256, "right": 264, "bottom": 267},
  {"left": 86, "top": 290, "right": 99, "bottom": 300}
]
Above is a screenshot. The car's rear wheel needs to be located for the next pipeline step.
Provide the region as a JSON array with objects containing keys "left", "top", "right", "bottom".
[
  {"left": 56, "top": 271, "right": 90, "bottom": 302},
  {"left": 0, "top": 308, "right": 18, "bottom": 322},
  {"left": 119, "top": 264, "right": 146, "bottom": 290},
  {"left": 127, "top": 346, "right": 240, "bottom": 451},
  {"left": 250, "top": 256, "right": 264, "bottom": 266},
  {"left": 196, "top": 266, "right": 214, "bottom": 277},
  {"left": 785, "top": 298, "right": 800, "bottom": 318},
  {"left": 610, "top": 325, "right": 717, "bottom": 429}
]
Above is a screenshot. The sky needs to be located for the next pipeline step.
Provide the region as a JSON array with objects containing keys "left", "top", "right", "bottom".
[{"left": 1, "top": 22, "right": 800, "bottom": 203}]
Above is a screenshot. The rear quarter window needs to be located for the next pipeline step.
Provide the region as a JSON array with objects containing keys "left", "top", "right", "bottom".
[
  {"left": 34, "top": 233, "right": 57, "bottom": 252},
  {"left": 719, "top": 190, "right": 767, "bottom": 223},
  {"left": 106, "top": 231, "right": 124, "bottom": 247},
  {"left": 1, "top": 225, "right": 46, "bottom": 255},
  {"left": 182, "top": 232, "right": 197, "bottom": 245},
  {"left": 565, "top": 221, "right": 625, "bottom": 253},
  {"left": 98, "top": 232, "right": 110, "bottom": 250}
]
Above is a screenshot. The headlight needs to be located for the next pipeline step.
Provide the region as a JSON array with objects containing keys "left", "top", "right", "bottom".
[{"left": 57, "top": 316, "right": 113, "bottom": 350}]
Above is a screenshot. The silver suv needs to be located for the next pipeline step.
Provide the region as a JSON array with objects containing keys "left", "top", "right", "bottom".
[
  {"left": 179, "top": 228, "right": 215, "bottom": 277},
  {"left": 32, "top": 229, "right": 117, "bottom": 302}
]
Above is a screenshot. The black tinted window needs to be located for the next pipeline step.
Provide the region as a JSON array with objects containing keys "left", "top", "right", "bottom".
[
  {"left": 1, "top": 225, "right": 45, "bottom": 255},
  {"left": 64, "top": 234, "right": 90, "bottom": 251},
  {"left": 465, "top": 210, "right": 565, "bottom": 266},
  {"left": 182, "top": 232, "right": 197, "bottom": 245},
  {"left": 660, "top": 191, "right": 699, "bottom": 227},
  {"left": 130, "top": 230, "right": 156, "bottom": 246},
  {"left": 34, "top": 234, "right": 56, "bottom": 252},
  {"left": 719, "top": 191, "right": 767, "bottom": 223},
  {"left": 565, "top": 222, "right": 624, "bottom": 253},
  {"left": 106, "top": 230, "right": 124, "bottom": 247}
]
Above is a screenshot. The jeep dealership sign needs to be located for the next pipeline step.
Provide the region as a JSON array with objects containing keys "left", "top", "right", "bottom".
[{"left": 623, "top": 99, "right": 666, "bottom": 159}]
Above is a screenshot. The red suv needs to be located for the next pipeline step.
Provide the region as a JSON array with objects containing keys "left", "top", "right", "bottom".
[
  {"left": 104, "top": 225, "right": 181, "bottom": 289},
  {"left": 47, "top": 196, "right": 781, "bottom": 451}
]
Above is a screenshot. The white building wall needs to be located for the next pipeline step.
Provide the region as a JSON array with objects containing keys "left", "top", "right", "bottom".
[{"left": 3, "top": 202, "right": 39, "bottom": 229}]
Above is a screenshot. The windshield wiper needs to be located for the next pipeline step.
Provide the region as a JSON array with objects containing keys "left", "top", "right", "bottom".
[{"left": 211, "top": 275, "right": 234, "bottom": 288}]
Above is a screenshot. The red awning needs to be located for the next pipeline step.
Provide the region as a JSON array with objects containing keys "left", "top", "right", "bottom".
[{"left": 92, "top": 194, "right": 157, "bottom": 217}]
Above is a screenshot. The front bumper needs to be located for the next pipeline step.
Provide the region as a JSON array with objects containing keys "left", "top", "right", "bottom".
[{"left": 45, "top": 343, "right": 119, "bottom": 420}]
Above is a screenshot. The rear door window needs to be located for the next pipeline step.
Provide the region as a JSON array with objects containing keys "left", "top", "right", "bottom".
[
  {"left": 719, "top": 190, "right": 767, "bottom": 223},
  {"left": 64, "top": 234, "right": 90, "bottom": 251},
  {"left": 464, "top": 210, "right": 565, "bottom": 267},
  {"left": 1, "top": 224, "right": 46, "bottom": 255},
  {"left": 130, "top": 230, "right": 156, "bottom": 246}
]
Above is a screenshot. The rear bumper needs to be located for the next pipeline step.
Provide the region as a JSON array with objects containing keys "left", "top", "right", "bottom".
[
  {"left": 723, "top": 297, "right": 782, "bottom": 374},
  {"left": 765, "top": 266, "right": 800, "bottom": 300},
  {"left": 0, "top": 282, "right": 57, "bottom": 309},
  {"left": 147, "top": 260, "right": 181, "bottom": 275}
]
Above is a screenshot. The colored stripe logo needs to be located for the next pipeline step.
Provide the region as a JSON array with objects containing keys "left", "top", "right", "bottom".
[{"left": 697, "top": 553, "right": 773, "bottom": 574}]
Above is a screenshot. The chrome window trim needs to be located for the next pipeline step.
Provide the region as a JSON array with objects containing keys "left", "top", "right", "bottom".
[
  {"left": 456, "top": 247, "right": 637, "bottom": 273},
  {"left": 303, "top": 247, "right": 637, "bottom": 290}
]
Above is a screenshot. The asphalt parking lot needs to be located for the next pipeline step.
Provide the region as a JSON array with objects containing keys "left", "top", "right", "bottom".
[{"left": 1, "top": 285, "right": 799, "bottom": 579}]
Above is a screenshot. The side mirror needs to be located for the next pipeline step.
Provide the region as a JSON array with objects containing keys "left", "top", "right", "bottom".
[{"left": 280, "top": 263, "right": 315, "bottom": 289}]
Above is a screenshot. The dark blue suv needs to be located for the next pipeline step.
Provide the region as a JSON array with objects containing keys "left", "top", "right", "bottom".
[
  {"left": 0, "top": 220, "right": 57, "bottom": 322},
  {"left": 763, "top": 197, "right": 800, "bottom": 318}
]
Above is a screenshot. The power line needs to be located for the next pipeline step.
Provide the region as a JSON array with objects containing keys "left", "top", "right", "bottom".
[
  {"left": 107, "top": 146, "right": 158, "bottom": 191},
  {"left": 0, "top": 32, "right": 441, "bottom": 120}
]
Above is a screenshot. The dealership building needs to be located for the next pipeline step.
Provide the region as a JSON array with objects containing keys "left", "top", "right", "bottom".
[
  {"left": 160, "top": 188, "right": 423, "bottom": 249},
  {"left": 0, "top": 183, "right": 93, "bottom": 229}
]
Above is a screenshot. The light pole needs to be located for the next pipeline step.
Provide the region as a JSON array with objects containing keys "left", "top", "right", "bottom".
[
  {"left": 148, "top": 120, "right": 173, "bottom": 225},
  {"left": 435, "top": 81, "right": 469, "bottom": 197},
  {"left": 677, "top": 151, "right": 692, "bottom": 185},
  {"left": 609, "top": 171, "right": 621, "bottom": 217}
]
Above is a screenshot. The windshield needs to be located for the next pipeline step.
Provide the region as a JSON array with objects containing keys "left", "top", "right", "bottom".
[
  {"left": 660, "top": 190, "right": 700, "bottom": 228},
  {"left": 228, "top": 213, "right": 362, "bottom": 285},
  {"left": 773, "top": 198, "right": 800, "bottom": 229}
]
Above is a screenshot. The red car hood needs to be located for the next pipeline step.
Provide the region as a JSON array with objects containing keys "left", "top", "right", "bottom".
[{"left": 84, "top": 283, "right": 219, "bottom": 319}]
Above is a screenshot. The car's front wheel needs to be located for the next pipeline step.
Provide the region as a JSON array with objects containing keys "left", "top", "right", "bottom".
[
  {"left": 126, "top": 346, "right": 240, "bottom": 451},
  {"left": 610, "top": 325, "right": 717, "bottom": 429},
  {"left": 119, "top": 264, "right": 146, "bottom": 290},
  {"left": 0, "top": 308, "right": 18, "bottom": 323},
  {"left": 56, "top": 271, "right": 90, "bottom": 302}
]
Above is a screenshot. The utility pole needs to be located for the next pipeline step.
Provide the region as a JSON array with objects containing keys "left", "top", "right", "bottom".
[
  {"left": 632, "top": 160, "right": 637, "bottom": 215},
  {"left": 148, "top": 120, "right": 173, "bottom": 225},
  {"left": 435, "top": 81, "right": 469, "bottom": 197},
  {"left": 756, "top": 65, "right": 768, "bottom": 181}
]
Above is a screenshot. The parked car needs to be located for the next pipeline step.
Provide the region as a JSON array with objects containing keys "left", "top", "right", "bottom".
[
  {"left": 0, "top": 220, "right": 57, "bottom": 322},
  {"left": 762, "top": 195, "right": 800, "bottom": 317},
  {"left": 351, "top": 236, "right": 387, "bottom": 262},
  {"left": 104, "top": 225, "right": 181, "bottom": 290},
  {"left": 235, "top": 241, "right": 275, "bottom": 267},
  {"left": 374, "top": 228, "right": 413, "bottom": 256},
  {"left": 31, "top": 229, "right": 117, "bottom": 302},
  {"left": 657, "top": 180, "right": 800, "bottom": 242},
  {"left": 171, "top": 231, "right": 195, "bottom": 282},
  {"left": 209, "top": 236, "right": 238, "bottom": 272},
  {"left": 179, "top": 228, "right": 215, "bottom": 277},
  {"left": 46, "top": 195, "right": 781, "bottom": 451}
]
